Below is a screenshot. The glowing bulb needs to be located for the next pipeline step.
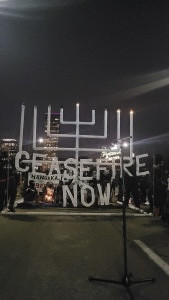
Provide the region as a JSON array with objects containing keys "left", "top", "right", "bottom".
[{"left": 123, "top": 142, "right": 128, "bottom": 148}]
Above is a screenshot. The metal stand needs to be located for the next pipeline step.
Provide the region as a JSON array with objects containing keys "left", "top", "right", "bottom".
[
  {"left": 6, "top": 150, "right": 10, "bottom": 211},
  {"left": 89, "top": 141, "right": 155, "bottom": 295},
  {"left": 89, "top": 203, "right": 155, "bottom": 289}
]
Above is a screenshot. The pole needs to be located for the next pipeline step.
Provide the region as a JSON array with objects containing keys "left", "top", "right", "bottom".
[
  {"left": 19, "top": 104, "right": 25, "bottom": 152},
  {"left": 33, "top": 106, "right": 37, "bottom": 151},
  {"left": 117, "top": 109, "right": 120, "bottom": 143},
  {"left": 152, "top": 150, "right": 155, "bottom": 213},
  {"left": 130, "top": 110, "right": 133, "bottom": 158},
  {"left": 75, "top": 103, "right": 80, "bottom": 178},
  {"left": 121, "top": 144, "right": 128, "bottom": 280},
  {"left": 6, "top": 149, "right": 10, "bottom": 212}
]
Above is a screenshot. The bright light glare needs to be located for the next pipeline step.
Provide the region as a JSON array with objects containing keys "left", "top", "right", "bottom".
[
  {"left": 122, "top": 142, "right": 128, "bottom": 148},
  {"left": 39, "top": 138, "right": 44, "bottom": 143}
]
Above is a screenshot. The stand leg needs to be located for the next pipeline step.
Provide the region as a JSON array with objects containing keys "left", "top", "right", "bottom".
[
  {"left": 89, "top": 276, "right": 123, "bottom": 285},
  {"left": 89, "top": 274, "right": 155, "bottom": 287}
]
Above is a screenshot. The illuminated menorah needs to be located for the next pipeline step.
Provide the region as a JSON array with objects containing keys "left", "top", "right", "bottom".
[{"left": 19, "top": 103, "right": 134, "bottom": 163}]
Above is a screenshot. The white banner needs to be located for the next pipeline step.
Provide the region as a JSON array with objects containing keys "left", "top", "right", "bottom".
[{"left": 28, "top": 173, "right": 59, "bottom": 192}]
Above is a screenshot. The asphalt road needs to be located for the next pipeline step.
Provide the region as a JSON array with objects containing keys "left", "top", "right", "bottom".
[{"left": 0, "top": 211, "right": 169, "bottom": 300}]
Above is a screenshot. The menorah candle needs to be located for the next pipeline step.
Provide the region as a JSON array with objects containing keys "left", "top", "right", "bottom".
[
  {"left": 19, "top": 104, "right": 25, "bottom": 152},
  {"left": 47, "top": 105, "right": 51, "bottom": 135},
  {"left": 75, "top": 103, "right": 80, "bottom": 165},
  {"left": 117, "top": 109, "right": 120, "bottom": 142},
  {"left": 33, "top": 106, "right": 38, "bottom": 150},
  {"left": 130, "top": 110, "right": 134, "bottom": 158}
]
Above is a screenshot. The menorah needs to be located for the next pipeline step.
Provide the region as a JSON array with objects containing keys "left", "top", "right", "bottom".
[
  {"left": 18, "top": 103, "right": 134, "bottom": 163},
  {"left": 17, "top": 103, "right": 155, "bottom": 295}
]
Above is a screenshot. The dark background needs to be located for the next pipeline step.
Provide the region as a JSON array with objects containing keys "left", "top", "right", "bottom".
[{"left": 1, "top": 0, "right": 169, "bottom": 157}]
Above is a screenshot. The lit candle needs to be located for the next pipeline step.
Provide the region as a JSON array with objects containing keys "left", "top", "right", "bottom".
[
  {"left": 75, "top": 103, "right": 80, "bottom": 168},
  {"left": 19, "top": 104, "right": 25, "bottom": 152},
  {"left": 117, "top": 109, "right": 120, "bottom": 142},
  {"left": 76, "top": 102, "right": 80, "bottom": 122},
  {"left": 47, "top": 105, "right": 51, "bottom": 136},
  {"left": 130, "top": 110, "right": 134, "bottom": 158},
  {"left": 33, "top": 106, "right": 37, "bottom": 150}
]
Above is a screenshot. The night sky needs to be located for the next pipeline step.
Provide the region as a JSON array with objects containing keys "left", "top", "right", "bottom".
[{"left": 1, "top": 0, "right": 169, "bottom": 156}]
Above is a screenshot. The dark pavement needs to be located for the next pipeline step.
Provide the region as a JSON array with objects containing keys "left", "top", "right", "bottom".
[{"left": 0, "top": 209, "right": 169, "bottom": 300}]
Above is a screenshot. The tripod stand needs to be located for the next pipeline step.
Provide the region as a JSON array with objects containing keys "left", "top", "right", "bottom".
[{"left": 89, "top": 141, "right": 155, "bottom": 293}]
